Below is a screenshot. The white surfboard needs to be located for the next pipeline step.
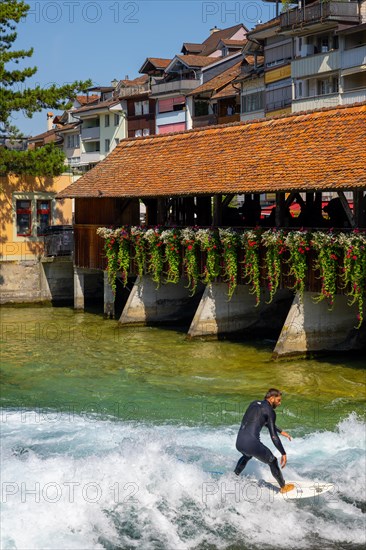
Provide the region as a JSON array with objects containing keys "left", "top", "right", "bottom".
[{"left": 258, "top": 480, "right": 336, "bottom": 502}]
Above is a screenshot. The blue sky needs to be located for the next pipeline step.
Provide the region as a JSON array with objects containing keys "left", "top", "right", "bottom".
[{"left": 14, "top": 0, "right": 279, "bottom": 136}]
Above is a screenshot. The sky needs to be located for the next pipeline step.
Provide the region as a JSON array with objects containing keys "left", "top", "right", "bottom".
[{"left": 12, "top": 0, "right": 280, "bottom": 136}]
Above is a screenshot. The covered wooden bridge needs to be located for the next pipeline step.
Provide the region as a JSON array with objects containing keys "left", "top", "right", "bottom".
[{"left": 58, "top": 103, "right": 366, "bottom": 357}]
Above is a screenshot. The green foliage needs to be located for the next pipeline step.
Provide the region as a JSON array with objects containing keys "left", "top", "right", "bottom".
[
  {"left": 161, "top": 228, "right": 181, "bottom": 284},
  {"left": 117, "top": 228, "right": 130, "bottom": 287},
  {"left": 0, "top": 0, "right": 91, "bottom": 143},
  {"left": 242, "top": 229, "right": 262, "bottom": 305},
  {"left": 181, "top": 228, "right": 200, "bottom": 296},
  {"left": 97, "top": 226, "right": 366, "bottom": 326},
  {"left": 0, "top": 142, "right": 66, "bottom": 175},
  {"left": 219, "top": 228, "right": 240, "bottom": 299},
  {"left": 311, "top": 232, "right": 342, "bottom": 309}
]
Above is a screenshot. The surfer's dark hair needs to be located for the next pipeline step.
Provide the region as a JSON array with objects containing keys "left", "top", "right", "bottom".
[{"left": 265, "top": 388, "right": 282, "bottom": 399}]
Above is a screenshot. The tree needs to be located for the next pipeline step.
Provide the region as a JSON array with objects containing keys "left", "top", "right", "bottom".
[
  {"left": 0, "top": 143, "right": 67, "bottom": 176},
  {"left": 0, "top": 0, "right": 92, "bottom": 174}
]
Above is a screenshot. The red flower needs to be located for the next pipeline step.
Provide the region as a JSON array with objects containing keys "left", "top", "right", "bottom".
[
  {"left": 352, "top": 255, "right": 358, "bottom": 260},
  {"left": 187, "top": 245, "right": 193, "bottom": 250}
]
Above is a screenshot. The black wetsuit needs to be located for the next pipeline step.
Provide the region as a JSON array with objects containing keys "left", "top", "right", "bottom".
[{"left": 234, "top": 399, "right": 286, "bottom": 487}]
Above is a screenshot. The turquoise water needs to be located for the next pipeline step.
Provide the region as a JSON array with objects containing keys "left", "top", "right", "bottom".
[{"left": 1, "top": 307, "right": 365, "bottom": 549}]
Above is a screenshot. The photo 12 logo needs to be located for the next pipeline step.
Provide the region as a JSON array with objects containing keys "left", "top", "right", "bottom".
[
  {"left": 202, "top": 1, "right": 276, "bottom": 24},
  {"left": 27, "top": 1, "right": 139, "bottom": 24}
]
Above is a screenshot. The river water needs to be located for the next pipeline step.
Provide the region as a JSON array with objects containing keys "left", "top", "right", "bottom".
[{"left": 1, "top": 307, "right": 365, "bottom": 549}]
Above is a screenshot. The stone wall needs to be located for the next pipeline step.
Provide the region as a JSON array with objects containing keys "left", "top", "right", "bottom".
[{"left": 0, "top": 258, "right": 74, "bottom": 304}]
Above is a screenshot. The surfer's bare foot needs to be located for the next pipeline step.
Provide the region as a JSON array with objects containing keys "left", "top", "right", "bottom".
[{"left": 280, "top": 483, "right": 295, "bottom": 494}]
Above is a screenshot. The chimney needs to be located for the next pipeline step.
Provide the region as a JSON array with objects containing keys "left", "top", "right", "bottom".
[
  {"left": 210, "top": 26, "right": 221, "bottom": 35},
  {"left": 47, "top": 112, "right": 54, "bottom": 131},
  {"left": 124, "top": 74, "right": 129, "bottom": 81}
]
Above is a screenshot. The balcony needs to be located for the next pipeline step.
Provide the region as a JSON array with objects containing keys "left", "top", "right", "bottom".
[
  {"left": 80, "top": 152, "right": 102, "bottom": 164},
  {"left": 217, "top": 114, "right": 240, "bottom": 125},
  {"left": 192, "top": 114, "right": 217, "bottom": 128},
  {"left": 292, "top": 93, "right": 340, "bottom": 112},
  {"left": 151, "top": 78, "right": 200, "bottom": 96},
  {"left": 341, "top": 45, "right": 366, "bottom": 71},
  {"left": 81, "top": 126, "right": 100, "bottom": 141},
  {"left": 292, "top": 50, "right": 340, "bottom": 79},
  {"left": 280, "top": 1, "right": 360, "bottom": 33},
  {"left": 119, "top": 83, "right": 150, "bottom": 97}
]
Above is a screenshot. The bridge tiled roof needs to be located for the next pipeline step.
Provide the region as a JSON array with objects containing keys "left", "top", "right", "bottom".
[{"left": 57, "top": 103, "right": 366, "bottom": 199}]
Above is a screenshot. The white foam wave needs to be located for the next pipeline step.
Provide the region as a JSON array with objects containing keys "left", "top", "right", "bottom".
[{"left": 1, "top": 410, "right": 365, "bottom": 549}]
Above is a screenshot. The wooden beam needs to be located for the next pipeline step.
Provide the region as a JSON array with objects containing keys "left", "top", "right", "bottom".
[
  {"left": 213, "top": 195, "right": 222, "bottom": 226},
  {"left": 337, "top": 191, "right": 355, "bottom": 228},
  {"left": 222, "top": 194, "right": 235, "bottom": 208},
  {"left": 275, "top": 192, "right": 285, "bottom": 227},
  {"left": 353, "top": 190, "right": 365, "bottom": 228},
  {"left": 157, "top": 198, "right": 167, "bottom": 225}
]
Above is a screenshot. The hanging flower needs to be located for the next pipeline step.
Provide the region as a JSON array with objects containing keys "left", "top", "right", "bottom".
[
  {"left": 181, "top": 227, "right": 200, "bottom": 295},
  {"left": 161, "top": 228, "right": 182, "bottom": 284},
  {"left": 241, "top": 229, "right": 262, "bottom": 305},
  {"left": 130, "top": 226, "right": 147, "bottom": 279},
  {"left": 339, "top": 230, "right": 366, "bottom": 328},
  {"left": 145, "top": 227, "right": 164, "bottom": 286},
  {"left": 284, "top": 230, "right": 311, "bottom": 300},
  {"left": 196, "top": 228, "right": 221, "bottom": 284},
  {"left": 262, "top": 229, "right": 285, "bottom": 304},
  {"left": 219, "top": 228, "right": 240, "bottom": 300},
  {"left": 117, "top": 226, "right": 130, "bottom": 287},
  {"left": 311, "top": 231, "right": 341, "bottom": 309},
  {"left": 96, "top": 227, "right": 120, "bottom": 294}
]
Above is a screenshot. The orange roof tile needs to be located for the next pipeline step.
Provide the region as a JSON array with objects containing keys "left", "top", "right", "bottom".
[
  {"left": 73, "top": 98, "right": 121, "bottom": 114},
  {"left": 76, "top": 94, "right": 99, "bottom": 105},
  {"left": 188, "top": 62, "right": 242, "bottom": 96},
  {"left": 57, "top": 103, "right": 366, "bottom": 199},
  {"left": 220, "top": 39, "right": 247, "bottom": 47},
  {"left": 176, "top": 55, "right": 219, "bottom": 68},
  {"left": 211, "top": 82, "right": 237, "bottom": 99},
  {"left": 145, "top": 58, "right": 171, "bottom": 69}
]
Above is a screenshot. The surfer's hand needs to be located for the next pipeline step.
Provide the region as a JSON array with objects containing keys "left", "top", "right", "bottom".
[
  {"left": 281, "top": 431, "right": 292, "bottom": 441},
  {"left": 281, "top": 454, "right": 287, "bottom": 468}
]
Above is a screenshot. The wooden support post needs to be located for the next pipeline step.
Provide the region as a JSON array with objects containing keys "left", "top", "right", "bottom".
[
  {"left": 157, "top": 198, "right": 167, "bottom": 225},
  {"left": 353, "top": 190, "right": 365, "bottom": 228},
  {"left": 143, "top": 199, "right": 157, "bottom": 226},
  {"left": 196, "top": 196, "right": 212, "bottom": 226},
  {"left": 337, "top": 191, "right": 355, "bottom": 228},
  {"left": 185, "top": 197, "right": 195, "bottom": 225},
  {"left": 275, "top": 192, "right": 285, "bottom": 227},
  {"left": 213, "top": 195, "right": 222, "bottom": 226}
]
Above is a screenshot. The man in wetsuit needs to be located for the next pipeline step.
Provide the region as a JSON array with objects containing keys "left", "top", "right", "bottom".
[{"left": 234, "top": 388, "right": 294, "bottom": 494}]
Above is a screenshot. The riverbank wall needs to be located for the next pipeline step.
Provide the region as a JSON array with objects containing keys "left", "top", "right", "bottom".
[{"left": 0, "top": 258, "right": 102, "bottom": 305}]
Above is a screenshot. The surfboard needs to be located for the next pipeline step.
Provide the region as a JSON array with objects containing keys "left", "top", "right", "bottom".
[{"left": 259, "top": 480, "right": 336, "bottom": 501}]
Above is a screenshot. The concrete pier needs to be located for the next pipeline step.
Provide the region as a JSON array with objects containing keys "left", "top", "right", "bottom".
[
  {"left": 188, "top": 283, "right": 293, "bottom": 338},
  {"left": 119, "top": 276, "right": 203, "bottom": 326},
  {"left": 73, "top": 268, "right": 85, "bottom": 311},
  {"left": 273, "top": 292, "right": 366, "bottom": 358},
  {"left": 104, "top": 271, "right": 115, "bottom": 319}
]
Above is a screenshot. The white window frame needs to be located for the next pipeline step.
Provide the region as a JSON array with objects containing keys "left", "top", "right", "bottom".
[
  {"left": 105, "top": 114, "right": 110, "bottom": 127},
  {"left": 12, "top": 192, "right": 56, "bottom": 241},
  {"left": 105, "top": 139, "right": 110, "bottom": 152}
]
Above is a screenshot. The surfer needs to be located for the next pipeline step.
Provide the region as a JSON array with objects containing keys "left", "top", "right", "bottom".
[{"left": 234, "top": 388, "right": 294, "bottom": 494}]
